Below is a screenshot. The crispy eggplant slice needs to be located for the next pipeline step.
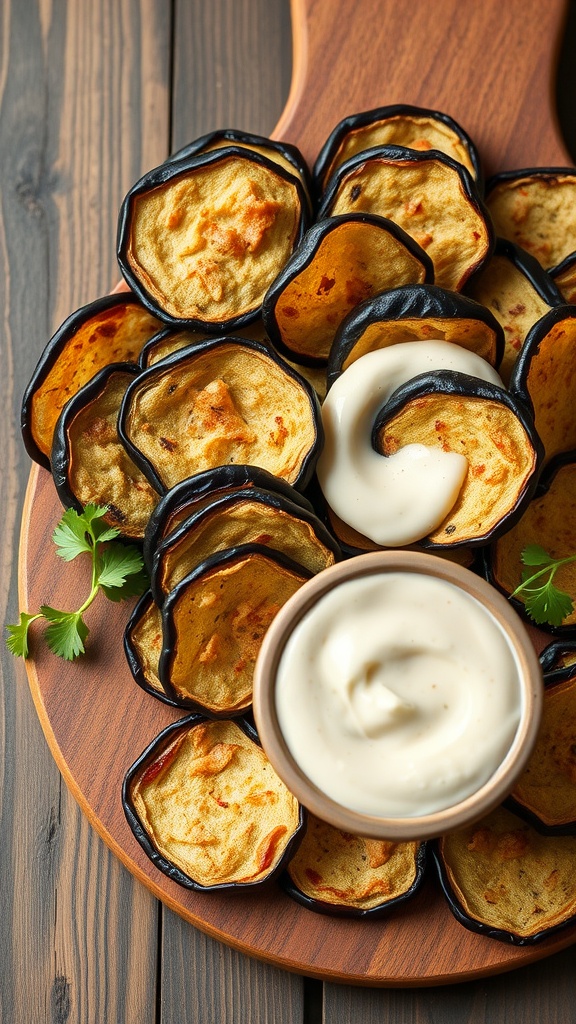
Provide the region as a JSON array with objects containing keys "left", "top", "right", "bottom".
[
  {"left": 373, "top": 371, "right": 542, "bottom": 547},
  {"left": 550, "top": 251, "right": 576, "bottom": 304},
  {"left": 142, "top": 464, "right": 316, "bottom": 570},
  {"left": 159, "top": 545, "right": 312, "bottom": 714},
  {"left": 151, "top": 488, "right": 339, "bottom": 605},
  {"left": 507, "top": 671, "right": 576, "bottom": 834},
  {"left": 318, "top": 145, "right": 492, "bottom": 292},
  {"left": 464, "top": 238, "right": 563, "bottom": 384},
  {"left": 117, "top": 147, "right": 307, "bottom": 330},
  {"left": 433, "top": 806, "right": 576, "bottom": 944},
  {"left": 282, "top": 813, "right": 426, "bottom": 918},
  {"left": 123, "top": 715, "right": 305, "bottom": 891},
  {"left": 509, "top": 306, "right": 576, "bottom": 465},
  {"left": 139, "top": 322, "right": 268, "bottom": 369},
  {"left": 262, "top": 214, "right": 433, "bottom": 366},
  {"left": 540, "top": 639, "right": 576, "bottom": 680},
  {"left": 327, "top": 284, "right": 503, "bottom": 388},
  {"left": 21, "top": 293, "right": 162, "bottom": 470},
  {"left": 124, "top": 591, "right": 179, "bottom": 706},
  {"left": 51, "top": 364, "right": 160, "bottom": 540},
  {"left": 487, "top": 453, "right": 576, "bottom": 634},
  {"left": 485, "top": 168, "right": 576, "bottom": 272},
  {"left": 118, "top": 338, "right": 322, "bottom": 494},
  {"left": 313, "top": 105, "right": 481, "bottom": 194}
]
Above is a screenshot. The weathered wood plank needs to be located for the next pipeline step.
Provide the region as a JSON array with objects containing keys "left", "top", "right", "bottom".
[{"left": 0, "top": 1, "right": 170, "bottom": 1021}]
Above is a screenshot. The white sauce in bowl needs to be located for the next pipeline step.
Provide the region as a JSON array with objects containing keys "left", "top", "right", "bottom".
[
  {"left": 317, "top": 341, "right": 503, "bottom": 546},
  {"left": 275, "top": 571, "right": 522, "bottom": 818}
]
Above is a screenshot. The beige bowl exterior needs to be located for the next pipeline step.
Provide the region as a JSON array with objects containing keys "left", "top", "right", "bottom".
[{"left": 253, "top": 550, "right": 543, "bottom": 841}]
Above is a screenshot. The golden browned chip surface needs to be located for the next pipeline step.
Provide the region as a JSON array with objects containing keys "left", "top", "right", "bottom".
[
  {"left": 122, "top": 342, "right": 319, "bottom": 490},
  {"left": 127, "top": 597, "right": 164, "bottom": 695},
  {"left": 486, "top": 175, "right": 576, "bottom": 270},
  {"left": 491, "top": 460, "right": 576, "bottom": 628},
  {"left": 340, "top": 316, "right": 498, "bottom": 371},
  {"left": 377, "top": 391, "right": 538, "bottom": 545},
  {"left": 162, "top": 550, "right": 308, "bottom": 712},
  {"left": 327, "top": 155, "right": 490, "bottom": 290},
  {"left": 143, "top": 321, "right": 268, "bottom": 367},
  {"left": 286, "top": 813, "right": 421, "bottom": 910},
  {"left": 31, "top": 301, "right": 161, "bottom": 461},
  {"left": 521, "top": 314, "right": 576, "bottom": 464},
  {"left": 130, "top": 719, "right": 301, "bottom": 887},
  {"left": 127, "top": 156, "right": 302, "bottom": 323},
  {"left": 511, "top": 676, "right": 576, "bottom": 829},
  {"left": 440, "top": 806, "right": 576, "bottom": 938}
]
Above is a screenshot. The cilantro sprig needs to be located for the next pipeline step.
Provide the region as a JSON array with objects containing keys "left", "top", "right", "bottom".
[
  {"left": 510, "top": 544, "right": 576, "bottom": 627},
  {"left": 6, "top": 504, "right": 148, "bottom": 660}
]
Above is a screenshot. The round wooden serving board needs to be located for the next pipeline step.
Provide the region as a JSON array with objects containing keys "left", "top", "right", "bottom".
[{"left": 20, "top": 0, "right": 576, "bottom": 986}]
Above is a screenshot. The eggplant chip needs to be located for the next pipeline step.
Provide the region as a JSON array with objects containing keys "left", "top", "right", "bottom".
[
  {"left": 485, "top": 168, "right": 576, "bottom": 272},
  {"left": 262, "top": 214, "right": 433, "bottom": 365},
  {"left": 550, "top": 251, "right": 576, "bottom": 305},
  {"left": 282, "top": 813, "right": 426, "bottom": 917},
  {"left": 124, "top": 591, "right": 179, "bottom": 706},
  {"left": 434, "top": 806, "right": 576, "bottom": 943},
  {"left": 21, "top": 293, "right": 162, "bottom": 470},
  {"left": 123, "top": 716, "right": 305, "bottom": 891},
  {"left": 150, "top": 488, "right": 339, "bottom": 605},
  {"left": 488, "top": 454, "right": 576, "bottom": 633},
  {"left": 540, "top": 640, "right": 576, "bottom": 680},
  {"left": 374, "top": 371, "right": 541, "bottom": 546},
  {"left": 510, "top": 306, "right": 576, "bottom": 465},
  {"left": 118, "top": 338, "right": 322, "bottom": 494},
  {"left": 159, "top": 546, "right": 312, "bottom": 714},
  {"left": 313, "top": 105, "right": 481, "bottom": 194},
  {"left": 318, "top": 145, "right": 492, "bottom": 292},
  {"left": 51, "top": 364, "right": 160, "bottom": 540},
  {"left": 507, "top": 671, "right": 576, "bottom": 834},
  {"left": 327, "top": 284, "right": 503, "bottom": 388},
  {"left": 117, "top": 147, "right": 307, "bottom": 330},
  {"left": 139, "top": 322, "right": 268, "bottom": 369},
  {"left": 464, "top": 239, "right": 563, "bottom": 384}
]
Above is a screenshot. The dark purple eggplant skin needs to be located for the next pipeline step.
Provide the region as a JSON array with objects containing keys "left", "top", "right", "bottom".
[
  {"left": 21, "top": 293, "right": 146, "bottom": 472},
  {"left": 508, "top": 304, "right": 576, "bottom": 417},
  {"left": 371, "top": 369, "right": 543, "bottom": 549},
  {"left": 142, "top": 464, "right": 317, "bottom": 572},
  {"left": 117, "top": 336, "right": 324, "bottom": 498},
  {"left": 50, "top": 361, "right": 142, "bottom": 518},
  {"left": 484, "top": 450, "right": 576, "bottom": 639},
  {"left": 150, "top": 486, "right": 341, "bottom": 606},
  {"left": 123, "top": 590, "right": 182, "bottom": 708},
  {"left": 261, "top": 213, "right": 434, "bottom": 368},
  {"left": 158, "top": 543, "right": 313, "bottom": 714},
  {"left": 116, "top": 146, "right": 310, "bottom": 331},
  {"left": 312, "top": 104, "right": 483, "bottom": 197},
  {"left": 430, "top": 840, "right": 576, "bottom": 945},
  {"left": 539, "top": 638, "right": 576, "bottom": 682},
  {"left": 280, "top": 841, "right": 428, "bottom": 920},
  {"left": 326, "top": 283, "right": 505, "bottom": 390},
  {"left": 122, "top": 712, "right": 307, "bottom": 894},
  {"left": 464, "top": 236, "right": 565, "bottom": 308},
  {"left": 550, "top": 250, "right": 576, "bottom": 290}
]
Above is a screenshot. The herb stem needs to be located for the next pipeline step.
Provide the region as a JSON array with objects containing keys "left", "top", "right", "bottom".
[{"left": 510, "top": 553, "right": 576, "bottom": 598}]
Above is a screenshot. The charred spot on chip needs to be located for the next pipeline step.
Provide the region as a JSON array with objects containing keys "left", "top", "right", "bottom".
[
  {"left": 262, "top": 214, "right": 433, "bottom": 366},
  {"left": 117, "top": 147, "right": 308, "bottom": 331},
  {"left": 464, "top": 238, "right": 563, "bottom": 385},
  {"left": 50, "top": 363, "right": 160, "bottom": 541},
  {"left": 317, "top": 145, "right": 492, "bottom": 292},
  {"left": 281, "top": 813, "right": 427, "bottom": 917},
  {"left": 124, "top": 591, "right": 180, "bottom": 706},
  {"left": 327, "top": 284, "right": 503, "bottom": 389},
  {"left": 118, "top": 338, "right": 323, "bottom": 495},
  {"left": 509, "top": 306, "right": 576, "bottom": 466},
  {"left": 485, "top": 168, "right": 576, "bottom": 272},
  {"left": 373, "top": 370, "right": 542, "bottom": 547},
  {"left": 122, "top": 715, "right": 305, "bottom": 891},
  {"left": 487, "top": 452, "right": 576, "bottom": 635},
  {"left": 150, "top": 487, "right": 340, "bottom": 606},
  {"left": 433, "top": 806, "right": 576, "bottom": 943},
  {"left": 159, "top": 545, "right": 313, "bottom": 714},
  {"left": 21, "top": 293, "right": 162, "bottom": 470},
  {"left": 313, "top": 104, "right": 481, "bottom": 196}
]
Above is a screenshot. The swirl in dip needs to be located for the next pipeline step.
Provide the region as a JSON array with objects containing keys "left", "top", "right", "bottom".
[{"left": 274, "top": 570, "right": 523, "bottom": 818}]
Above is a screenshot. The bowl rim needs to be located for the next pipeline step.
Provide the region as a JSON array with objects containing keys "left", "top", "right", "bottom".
[{"left": 253, "top": 549, "right": 544, "bottom": 841}]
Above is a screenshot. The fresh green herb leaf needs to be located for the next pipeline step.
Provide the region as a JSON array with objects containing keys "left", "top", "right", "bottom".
[
  {"left": 96, "top": 544, "right": 144, "bottom": 590},
  {"left": 5, "top": 612, "right": 42, "bottom": 658},
  {"left": 101, "top": 567, "right": 149, "bottom": 603},
  {"left": 520, "top": 544, "right": 553, "bottom": 567},
  {"left": 41, "top": 607, "right": 90, "bottom": 661},
  {"left": 511, "top": 545, "right": 576, "bottom": 628},
  {"left": 523, "top": 584, "right": 574, "bottom": 628},
  {"left": 52, "top": 507, "right": 95, "bottom": 560}
]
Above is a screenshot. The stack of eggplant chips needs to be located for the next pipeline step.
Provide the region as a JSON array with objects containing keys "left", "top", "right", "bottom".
[{"left": 124, "top": 463, "right": 341, "bottom": 713}]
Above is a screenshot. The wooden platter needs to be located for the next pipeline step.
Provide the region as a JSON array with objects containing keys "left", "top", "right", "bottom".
[{"left": 20, "top": 0, "right": 576, "bottom": 987}]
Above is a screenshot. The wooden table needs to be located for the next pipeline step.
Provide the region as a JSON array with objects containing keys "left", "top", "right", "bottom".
[{"left": 3, "top": 1, "right": 576, "bottom": 1020}]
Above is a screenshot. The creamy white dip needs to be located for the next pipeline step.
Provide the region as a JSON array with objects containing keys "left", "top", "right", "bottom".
[
  {"left": 275, "top": 571, "right": 522, "bottom": 818},
  {"left": 317, "top": 341, "right": 503, "bottom": 546}
]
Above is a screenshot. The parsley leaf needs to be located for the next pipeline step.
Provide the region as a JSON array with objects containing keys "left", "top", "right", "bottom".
[
  {"left": 97, "top": 544, "right": 144, "bottom": 590},
  {"left": 41, "top": 607, "right": 90, "bottom": 661},
  {"left": 520, "top": 544, "right": 553, "bottom": 567},
  {"left": 5, "top": 612, "right": 42, "bottom": 659},
  {"left": 52, "top": 507, "right": 95, "bottom": 560},
  {"left": 511, "top": 546, "right": 576, "bottom": 628}
]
